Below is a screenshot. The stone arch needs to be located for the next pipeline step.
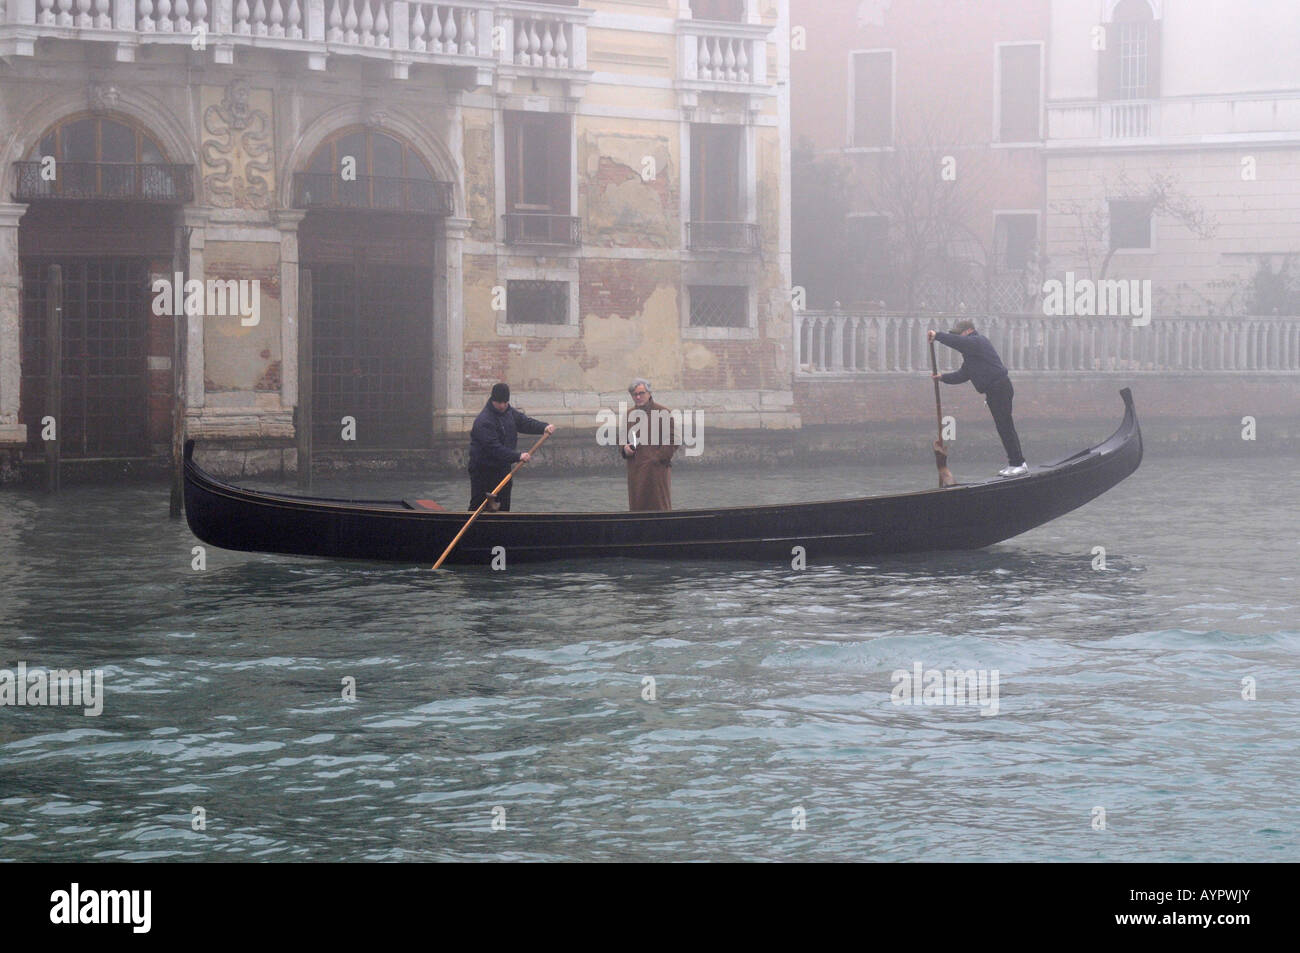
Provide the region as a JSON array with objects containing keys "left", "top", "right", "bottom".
[
  {"left": 279, "top": 105, "right": 463, "bottom": 216},
  {"left": 1104, "top": 0, "right": 1161, "bottom": 21},
  {"left": 0, "top": 87, "right": 198, "bottom": 200}
]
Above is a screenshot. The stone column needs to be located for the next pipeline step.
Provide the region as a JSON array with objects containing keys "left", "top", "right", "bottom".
[
  {"left": 180, "top": 207, "right": 211, "bottom": 411},
  {"left": 273, "top": 209, "right": 306, "bottom": 410},
  {"left": 0, "top": 203, "right": 29, "bottom": 448},
  {"left": 433, "top": 215, "right": 470, "bottom": 435}
]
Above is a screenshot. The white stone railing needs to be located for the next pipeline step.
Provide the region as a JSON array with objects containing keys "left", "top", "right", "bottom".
[
  {"left": 495, "top": 2, "right": 589, "bottom": 71},
  {"left": 1048, "top": 93, "right": 1300, "bottom": 147},
  {"left": 0, "top": 0, "right": 521, "bottom": 69},
  {"left": 795, "top": 311, "right": 1300, "bottom": 376},
  {"left": 677, "top": 18, "right": 769, "bottom": 88}
]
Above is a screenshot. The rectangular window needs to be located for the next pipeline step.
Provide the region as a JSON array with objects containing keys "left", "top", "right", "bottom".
[
  {"left": 504, "top": 111, "right": 574, "bottom": 244},
  {"left": 505, "top": 111, "right": 570, "bottom": 213},
  {"left": 1109, "top": 200, "right": 1151, "bottom": 250},
  {"left": 506, "top": 280, "right": 569, "bottom": 325},
  {"left": 690, "top": 123, "right": 742, "bottom": 226},
  {"left": 998, "top": 44, "right": 1041, "bottom": 142},
  {"left": 688, "top": 285, "right": 748, "bottom": 328},
  {"left": 851, "top": 51, "right": 893, "bottom": 147},
  {"left": 994, "top": 213, "right": 1037, "bottom": 271},
  {"left": 692, "top": 0, "right": 745, "bottom": 22}
]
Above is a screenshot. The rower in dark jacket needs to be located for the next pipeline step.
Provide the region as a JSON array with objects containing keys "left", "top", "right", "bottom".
[
  {"left": 929, "top": 320, "right": 1027, "bottom": 477},
  {"left": 467, "top": 382, "right": 554, "bottom": 511}
]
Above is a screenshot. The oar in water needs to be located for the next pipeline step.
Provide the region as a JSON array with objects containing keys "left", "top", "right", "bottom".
[
  {"left": 432, "top": 431, "right": 552, "bottom": 569},
  {"left": 929, "top": 339, "right": 956, "bottom": 488}
]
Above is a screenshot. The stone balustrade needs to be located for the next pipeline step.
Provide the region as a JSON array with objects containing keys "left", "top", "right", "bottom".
[{"left": 795, "top": 311, "right": 1300, "bottom": 376}]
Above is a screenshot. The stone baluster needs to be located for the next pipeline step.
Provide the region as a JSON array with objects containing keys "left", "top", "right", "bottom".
[
  {"left": 55, "top": 0, "right": 73, "bottom": 25},
  {"left": 266, "top": 0, "right": 281, "bottom": 35},
  {"left": 155, "top": 0, "right": 170, "bottom": 30},
  {"left": 357, "top": 0, "right": 372, "bottom": 44},
  {"left": 75, "top": 0, "right": 91, "bottom": 27},
  {"left": 540, "top": 19, "right": 553, "bottom": 67},
  {"left": 442, "top": 4, "right": 456, "bottom": 52},
  {"left": 461, "top": 6, "right": 475, "bottom": 54},
  {"left": 327, "top": 0, "right": 341, "bottom": 40},
  {"left": 375, "top": 1, "right": 388, "bottom": 46},
  {"left": 410, "top": 3, "right": 426, "bottom": 50},
  {"left": 285, "top": 0, "right": 299, "bottom": 36},
  {"left": 736, "top": 38, "right": 749, "bottom": 82},
  {"left": 234, "top": 0, "right": 248, "bottom": 33},
  {"left": 175, "top": 0, "right": 189, "bottom": 30},
  {"left": 343, "top": 0, "right": 357, "bottom": 42},
  {"left": 95, "top": 0, "right": 112, "bottom": 26}
]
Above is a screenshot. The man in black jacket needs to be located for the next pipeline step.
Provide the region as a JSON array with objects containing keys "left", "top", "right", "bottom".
[
  {"left": 468, "top": 382, "right": 554, "bottom": 511},
  {"left": 928, "top": 320, "right": 1027, "bottom": 477}
]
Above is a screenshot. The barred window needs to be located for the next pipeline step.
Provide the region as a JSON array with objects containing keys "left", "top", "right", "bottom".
[
  {"left": 507, "top": 280, "right": 569, "bottom": 325},
  {"left": 689, "top": 285, "right": 748, "bottom": 328}
]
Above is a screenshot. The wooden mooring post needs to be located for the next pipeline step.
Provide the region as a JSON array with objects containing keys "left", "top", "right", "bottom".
[
  {"left": 44, "top": 264, "right": 62, "bottom": 494},
  {"left": 296, "top": 268, "right": 313, "bottom": 491}
]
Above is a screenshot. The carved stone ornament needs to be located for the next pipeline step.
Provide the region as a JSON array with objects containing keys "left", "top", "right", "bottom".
[
  {"left": 88, "top": 84, "right": 121, "bottom": 115},
  {"left": 202, "top": 77, "right": 274, "bottom": 210}
]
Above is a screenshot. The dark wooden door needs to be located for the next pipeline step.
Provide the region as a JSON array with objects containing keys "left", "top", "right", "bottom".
[{"left": 20, "top": 258, "right": 150, "bottom": 456}]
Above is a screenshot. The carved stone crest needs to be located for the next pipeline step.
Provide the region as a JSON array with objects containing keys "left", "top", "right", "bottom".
[
  {"left": 201, "top": 78, "right": 274, "bottom": 209},
  {"left": 88, "top": 84, "right": 121, "bottom": 115}
]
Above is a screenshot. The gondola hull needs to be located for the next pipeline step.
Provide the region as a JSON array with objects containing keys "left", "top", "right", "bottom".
[{"left": 184, "top": 389, "right": 1142, "bottom": 565}]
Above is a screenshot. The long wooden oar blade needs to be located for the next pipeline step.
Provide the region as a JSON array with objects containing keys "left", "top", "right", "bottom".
[{"left": 432, "top": 430, "right": 552, "bottom": 569}]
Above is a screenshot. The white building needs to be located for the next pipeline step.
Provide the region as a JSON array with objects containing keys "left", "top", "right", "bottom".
[{"left": 1045, "top": 0, "right": 1300, "bottom": 316}]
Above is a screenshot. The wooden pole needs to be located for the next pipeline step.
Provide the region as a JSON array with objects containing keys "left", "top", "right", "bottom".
[
  {"left": 929, "top": 339, "right": 955, "bottom": 488},
  {"left": 170, "top": 227, "right": 191, "bottom": 518},
  {"left": 44, "top": 264, "right": 62, "bottom": 494},
  {"left": 432, "top": 430, "right": 551, "bottom": 570},
  {"left": 297, "top": 267, "right": 313, "bottom": 491}
]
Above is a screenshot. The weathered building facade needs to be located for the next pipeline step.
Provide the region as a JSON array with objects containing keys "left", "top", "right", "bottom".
[{"left": 0, "top": 0, "right": 795, "bottom": 478}]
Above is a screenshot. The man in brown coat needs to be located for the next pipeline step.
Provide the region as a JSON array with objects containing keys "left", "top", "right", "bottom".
[{"left": 619, "top": 378, "right": 676, "bottom": 511}]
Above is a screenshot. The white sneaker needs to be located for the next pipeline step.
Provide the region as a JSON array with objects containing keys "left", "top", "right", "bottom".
[{"left": 998, "top": 464, "right": 1029, "bottom": 477}]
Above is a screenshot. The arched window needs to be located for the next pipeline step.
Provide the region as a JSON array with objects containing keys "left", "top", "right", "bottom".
[
  {"left": 298, "top": 129, "right": 445, "bottom": 213},
  {"left": 22, "top": 116, "right": 183, "bottom": 201},
  {"left": 1102, "top": 0, "right": 1160, "bottom": 100}
]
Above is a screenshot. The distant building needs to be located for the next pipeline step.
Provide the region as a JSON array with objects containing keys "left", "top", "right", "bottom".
[
  {"left": 0, "top": 0, "right": 795, "bottom": 475},
  {"left": 789, "top": 0, "right": 1049, "bottom": 314},
  {"left": 1045, "top": 0, "right": 1300, "bottom": 316}
]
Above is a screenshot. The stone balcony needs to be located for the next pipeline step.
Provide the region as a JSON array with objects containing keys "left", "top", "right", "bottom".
[
  {"left": 1047, "top": 92, "right": 1300, "bottom": 149},
  {"left": 0, "top": 0, "right": 590, "bottom": 84},
  {"left": 675, "top": 14, "right": 774, "bottom": 112}
]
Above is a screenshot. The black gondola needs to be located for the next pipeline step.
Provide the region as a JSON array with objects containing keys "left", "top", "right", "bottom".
[{"left": 183, "top": 388, "right": 1142, "bottom": 565}]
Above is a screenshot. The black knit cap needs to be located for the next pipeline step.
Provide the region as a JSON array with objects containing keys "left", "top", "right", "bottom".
[
  {"left": 948, "top": 319, "right": 976, "bottom": 335},
  {"left": 490, "top": 382, "right": 510, "bottom": 403}
]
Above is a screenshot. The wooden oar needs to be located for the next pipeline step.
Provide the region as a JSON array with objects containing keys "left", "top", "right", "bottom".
[
  {"left": 929, "top": 340, "right": 956, "bottom": 488},
  {"left": 432, "top": 431, "right": 552, "bottom": 569}
]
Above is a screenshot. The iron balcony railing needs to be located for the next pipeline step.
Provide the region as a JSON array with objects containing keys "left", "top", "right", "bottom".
[
  {"left": 502, "top": 212, "right": 582, "bottom": 247},
  {"left": 795, "top": 311, "right": 1300, "bottom": 376},
  {"left": 687, "top": 220, "right": 759, "bottom": 252},
  {"left": 293, "top": 172, "right": 454, "bottom": 215},
  {"left": 12, "top": 161, "right": 194, "bottom": 203}
]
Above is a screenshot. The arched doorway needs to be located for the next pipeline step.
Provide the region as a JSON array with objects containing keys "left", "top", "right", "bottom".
[
  {"left": 295, "top": 128, "right": 450, "bottom": 449},
  {"left": 17, "top": 114, "right": 191, "bottom": 457}
]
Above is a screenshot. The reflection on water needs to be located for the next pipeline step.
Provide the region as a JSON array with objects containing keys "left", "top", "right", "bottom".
[{"left": 0, "top": 454, "right": 1296, "bottom": 860}]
